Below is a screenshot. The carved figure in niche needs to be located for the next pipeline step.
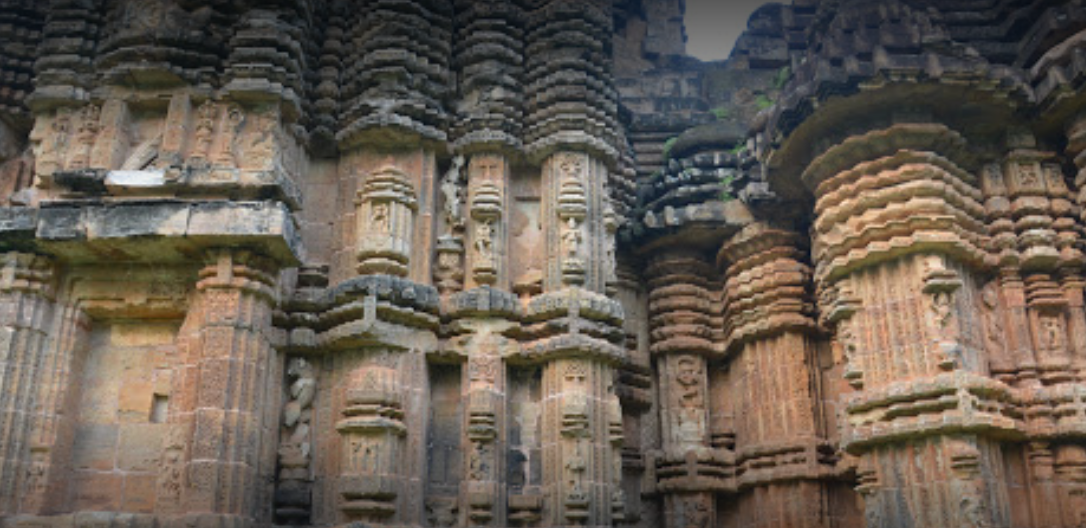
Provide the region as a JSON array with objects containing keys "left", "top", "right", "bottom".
[
  {"left": 1039, "top": 314, "right": 1065, "bottom": 354},
  {"left": 949, "top": 440, "right": 993, "bottom": 528},
  {"left": 960, "top": 489, "right": 992, "bottom": 528},
  {"left": 1017, "top": 163, "right": 1041, "bottom": 188},
  {"left": 433, "top": 236, "right": 464, "bottom": 295},
  {"left": 675, "top": 356, "right": 705, "bottom": 447},
  {"left": 68, "top": 104, "right": 100, "bottom": 169},
  {"left": 562, "top": 217, "right": 582, "bottom": 259},
  {"left": 679, "top": 496, "right": 710, "bottom": 528},
  {"left": 24, "top": 448, "right": 48, "bottom": 495},
  {"left": 38, "top": 107, "right": 72, "bottom": 174},
  {"left": 475, "top": 219, "right": 495, "bottom": 263},
  {"left": 930, "top": 291, "right": 954, "bottom": 330},
  {"left": 441, "top": 155, "right": 464, "bottom": 229},
  {"left": 284, "top": 358, "right": 316, "bottom": 430},
  {"left": 561, "top": 363, "right": 590, "bottom": 438},
  {"left": 371, "top": 203, "right": 390, "bottom": 234},
  {"left": 215, "top": 104, "right": 246, "bottom": 166},
  {"left": 675, "top": 356, "right": 703, "bottom": 410},
  {"left": 469, "top": 355, "right": 497, "bottom": 384},
  {"left": 838, "top": 317, "right": 865, "bottom": 387},
  {"left": 193, "top": 101, "right": 217, "bottom": 161},
  {"left": 603, "top": 200, "right": 620, "bottom": 290},
  {"left": 981, "top": 285, "right": 1004, "bottom": 353},
  {"left": 468, "top": 441, "right": 492, "bottom": 480}
]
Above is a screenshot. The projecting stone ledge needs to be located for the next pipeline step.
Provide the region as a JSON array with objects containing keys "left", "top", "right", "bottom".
[{"left": 0, "top": 200, "right": 301, "bottom": 265}]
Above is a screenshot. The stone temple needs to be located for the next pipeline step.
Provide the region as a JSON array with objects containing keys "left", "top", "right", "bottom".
[{"left": 2, "top": 0, "right": 1086, "bottom": 527}]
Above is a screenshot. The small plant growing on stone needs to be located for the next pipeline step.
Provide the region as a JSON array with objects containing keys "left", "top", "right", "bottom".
[
  {"left": 720, "top": 174, "right": 735, "bottom": 202},
  {"left": 663, "top": 136, "right": 678, "bottom": 159},
  {"left": 773, "top": 65, "right": 791, "bottom": 89}
]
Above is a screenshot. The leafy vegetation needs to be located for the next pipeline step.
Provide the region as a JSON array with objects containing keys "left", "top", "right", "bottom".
[
  {"left": 720, "top": 174, "right": 735, "bottom": 202},
  {"left": 773, "top": 65, "right": 791, "bottom": 90},
  {"left": 663, "top": 136, "right": 678, "bottom": 159}
]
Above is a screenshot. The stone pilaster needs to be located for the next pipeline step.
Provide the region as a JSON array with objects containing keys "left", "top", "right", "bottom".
[
  {"left": 465, "top": 154, "right": 510, "bottom": 290},
  {"left": 21, "top": 298, "right": 89, "bottom": 516},
  {"left": 644, "top": 249, "right": 724, "bottom": 528},
  {"left": 806, "top": 123, "right": 1014, "bottom": 528},
  {"left": 176, "top": 249, "right": 279, "bottom": 526},
  {"left": 0, "top": 253, "right": 55, "bottom": 515},
  {"left": 541, "top": 152, "right": 613, "bottom": 293},
  {"left": 335, "top": 348, "right": 409, "bottom": 525},
  {"left": 717, "top": 224, "right": 835, "bottom": 528},
  {"left": 326, "top": 275, "right": 439, "bottom": 528},
  {"left": 445, "top": 288, "right": 521, "bottom": 527}
]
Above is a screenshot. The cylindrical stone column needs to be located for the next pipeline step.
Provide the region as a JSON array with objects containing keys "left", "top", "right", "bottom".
[
  {"left": 645, "top": 249, "right": 718, "bottom": 528},
  {"left": 719, "top": 224, "right": 837, "bottom": 528},
  {"left": 806, "top": 123, "right": 1013, "bottom": 528}
]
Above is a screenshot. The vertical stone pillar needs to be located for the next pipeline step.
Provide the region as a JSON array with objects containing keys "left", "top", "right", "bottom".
[
  {"left": 541, "top": 152, "right": 611, "bottom": 293},
  {"left": 540, "top": 355, "right": 623, "bottom": 528},
  {"left": 529, "top": 151, "right": 624, "bottom": 528},
  {"left": 180, "top": 249, "right": 279, "bottom": 525},
  {"left": 336, "top": 349, "right": 408, "bottom": 524},
  {"left": 22, "top": 299, "right": 89, "bottom": 515},
  {"left": 445, "top": 288, "right": 520, "bottom": 528},
  {"left": 644, "top": 249, "right": 719, "bottom": 528},
  {"left": 717, "top": 224, "right": 834, "bottom": 528},
  {"left": 465, "top": 154, "right": 510, "bottom": 290},
  {"left": 1065, "top": 111, "right": 1086, "bottom": 381},
  {"left": 806, "top": 123, "right": 1014, "bottom": 528},
  {"left": 0, "top": 253, "right": 55, "bottom": 515}
]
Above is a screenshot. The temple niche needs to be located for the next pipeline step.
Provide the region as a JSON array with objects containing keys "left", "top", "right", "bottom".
[{"left": 2, "top": 0, "right": 1086, "bottom": 527}]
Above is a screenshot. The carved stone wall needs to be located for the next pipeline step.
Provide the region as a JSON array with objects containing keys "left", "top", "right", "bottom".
[{"left": 1, "top": 1, "right": 1086, "bottom": 528}]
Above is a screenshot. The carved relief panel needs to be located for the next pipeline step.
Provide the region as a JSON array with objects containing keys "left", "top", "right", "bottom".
[
  {"left": 467, "top": 154, "right": 509, "bottom": 289},
  {"left": 355, "top": 166, "right": 418, "bottom": 277},
  {"left": 541, "top": 152, "right": 613, "bottom": 293}
]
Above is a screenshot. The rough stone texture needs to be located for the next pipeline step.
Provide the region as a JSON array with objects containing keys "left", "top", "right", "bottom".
[{"left": 0, "top": 1, "right": 1085, "bottom": 528}]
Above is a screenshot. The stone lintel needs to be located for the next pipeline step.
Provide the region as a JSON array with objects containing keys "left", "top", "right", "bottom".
[{"left": 0, "top": 200, "right": 301, "bottom": 266}]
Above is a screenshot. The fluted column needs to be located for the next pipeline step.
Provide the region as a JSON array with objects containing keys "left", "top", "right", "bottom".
[
  {"left": 0, "top": 253, "right": 56, "bottom": 515},
  {"left": 21, "top": 298, "right": 89, "bottom": 515},
  {"left": 718, "top": 224, "right": 836, "bottom": 528},
  {"left": 176, "top": 250, "right": 279, "bottom": 525}
]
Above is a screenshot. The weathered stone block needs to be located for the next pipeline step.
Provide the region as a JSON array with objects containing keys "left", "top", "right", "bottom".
[{"left": 71, "top": 425, "right": 117, "bottom": 472}]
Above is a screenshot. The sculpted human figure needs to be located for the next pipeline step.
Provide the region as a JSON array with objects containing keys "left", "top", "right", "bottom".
[
  {"left": 371, "top": 203, "right": 390, "bottom": 233},
  {"left": 475, "top": 219, "right": 494, "bottom": 262},
  {"left": 562, "top": 217, "right": 582, "bottom": 258},
  {"left": 1040, "top": 314, "right": 1065, "bottom": 353},
  {"left": 441, "top": 155, "right": 464, "bottom": 229}
]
